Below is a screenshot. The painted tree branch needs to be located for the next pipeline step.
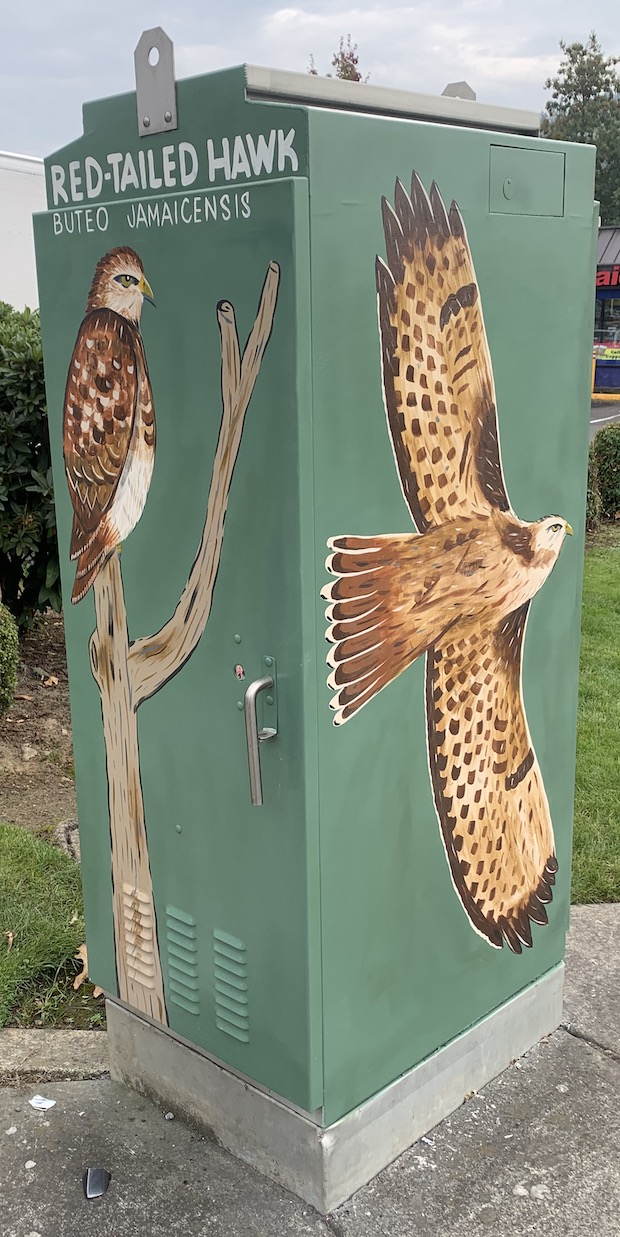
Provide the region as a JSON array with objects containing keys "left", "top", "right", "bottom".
[
  {"left": 88, "top": 263, "right": 280, "bottom": 1020},
  {"left": 129, "top": 261, "right": 280, "bottom": 708},
  {"left": 90, "top": 551, "right": 167, "bottom": 1023}
]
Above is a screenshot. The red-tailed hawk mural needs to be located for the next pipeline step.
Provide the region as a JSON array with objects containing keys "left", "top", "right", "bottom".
[
  {"left": 63, "top": 247, "right": 156, "bottom": 603},
  {"left": 322, "top": 172, "right": 572, "bottom": 954}
]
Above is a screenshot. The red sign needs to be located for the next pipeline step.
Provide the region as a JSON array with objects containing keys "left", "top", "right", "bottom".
[{"left": 597, "top": 266, "right": 620, "bottom": 287}]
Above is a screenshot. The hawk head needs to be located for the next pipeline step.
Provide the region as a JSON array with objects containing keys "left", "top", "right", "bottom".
[
  {"left": 532, "top": 516, "right": 573, "bottom": 560},
  {"left": 86, "top": 247, "right": 155, "bottom": 324}
]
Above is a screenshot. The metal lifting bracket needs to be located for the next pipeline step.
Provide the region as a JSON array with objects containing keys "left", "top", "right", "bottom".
[{"left": 134, "top": 27, "right": 178, "bottom": 138}]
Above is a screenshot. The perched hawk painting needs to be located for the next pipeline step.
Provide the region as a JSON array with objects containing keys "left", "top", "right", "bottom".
[
  {"left": 322, "top": 172, "right": 573, "bottom": 954},
  {"left": 63, "top": 247, "right": 156, "bottom": 603}
]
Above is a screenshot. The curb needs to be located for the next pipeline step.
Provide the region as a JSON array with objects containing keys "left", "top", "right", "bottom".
[{"left": 0, "top": 1029, "right": 109, "bottom": 1085}]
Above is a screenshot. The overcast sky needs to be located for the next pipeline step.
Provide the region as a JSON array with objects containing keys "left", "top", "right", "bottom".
[{"left": 3, "top": 2, "right": 620, "bottom": 157}]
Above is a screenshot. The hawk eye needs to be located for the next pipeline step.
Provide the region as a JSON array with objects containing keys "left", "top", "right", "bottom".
[
  {"left": 549, "top": 522, "right": 563, "bottom": 533},
  {"left": 115, "top": 273, "right": 138, "bottom": 288}
]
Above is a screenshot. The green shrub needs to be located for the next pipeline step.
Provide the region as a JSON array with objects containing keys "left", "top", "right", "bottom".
[
  {"left": 0, "top": 602, "right": 18, "bottom": 716},
  {"left": 586, "top": 440, "right": 603, "bottom": 532},
  {"left": 0, "top": 303, "right": 60, "bottom": 625},
  {"left": 593, "top": 423, "right": 620, "bottom": 520}
]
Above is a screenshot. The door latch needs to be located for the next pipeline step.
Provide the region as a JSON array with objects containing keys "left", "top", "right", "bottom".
[{"left": 243, "top": 659, "right": 277, "bottom": 806}]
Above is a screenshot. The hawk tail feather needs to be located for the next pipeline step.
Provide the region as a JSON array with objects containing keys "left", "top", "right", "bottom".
[
  {"left": 71, "top": 537, "right": 113, "bottom": 604},
  {"left": 322, "top": 533, "right": 447, "bottom": 725},
  {"left": 69, "top": 512, "right": 99, "bottom": 561}
]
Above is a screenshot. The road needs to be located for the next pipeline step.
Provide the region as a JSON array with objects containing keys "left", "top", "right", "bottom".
[{"left": 591, "top": 400, "right": 620, "bottom": 440}]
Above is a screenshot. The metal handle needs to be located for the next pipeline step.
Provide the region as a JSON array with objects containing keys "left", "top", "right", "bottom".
[{"left": 243, "top": 675, "right": 276, "bottom": 806}]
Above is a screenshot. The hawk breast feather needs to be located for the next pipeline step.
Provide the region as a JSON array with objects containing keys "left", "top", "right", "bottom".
[
  {"left": 322, "top": 173, "right": 558, "bottom": 951},
  {"left": 63, "top": 307, "right": 153, "bottom": 602}
]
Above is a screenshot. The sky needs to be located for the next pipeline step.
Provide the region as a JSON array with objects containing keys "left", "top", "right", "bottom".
[{"left": 2, "top": 1, "right": 620, "bottom": 158}]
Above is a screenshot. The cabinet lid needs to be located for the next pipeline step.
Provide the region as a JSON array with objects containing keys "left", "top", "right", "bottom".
[{"left": 244, "top": 65, "right": 540, "bottom": 137}]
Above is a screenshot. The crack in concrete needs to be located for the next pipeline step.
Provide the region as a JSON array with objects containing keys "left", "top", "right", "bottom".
[
  {"left": 560, "top": 1022, "right": 620, "bottom": 1064},
  {"left": 323, "top": 1214, "right": 347, "bottom": 1236}
]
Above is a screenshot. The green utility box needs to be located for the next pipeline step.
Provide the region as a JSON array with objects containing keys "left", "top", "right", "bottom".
[{"left": 34, "top": 34, "right": 595, "bottom": 1211}]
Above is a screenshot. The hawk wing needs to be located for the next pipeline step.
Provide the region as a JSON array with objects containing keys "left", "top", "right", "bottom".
[
  {"left": 376, "top": 172, "right": 512, "bottom": 532},
  {"left": 63, "top": 308, "right": 138, "bottom": 559},
  {"left": 426, "top": 604, "right": 557, "bottom": 952},
  {"left": 322, "top": 521, "right": 484, "bottom": 724}
]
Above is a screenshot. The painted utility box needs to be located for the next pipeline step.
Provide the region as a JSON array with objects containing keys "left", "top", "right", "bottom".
[{"left": 34, "top": 38, "right": 596, "bottom": 1209}]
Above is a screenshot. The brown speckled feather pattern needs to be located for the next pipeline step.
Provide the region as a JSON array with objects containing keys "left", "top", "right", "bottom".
[
  {"left": 63, "top": 307, "right": 155, "bottom": 602},
  {"left": 323, "top": 172, "right": 563, "bottom": 952},
  {"left": 426, "top": 606, "right": 556, "bottom": 951},
  {"left": 375, "top": 174, "right": 511, "bottom": 530}
]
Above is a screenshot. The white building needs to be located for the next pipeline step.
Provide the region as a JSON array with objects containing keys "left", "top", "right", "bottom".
[{"left": 0, "top": 151, "right": 46, "bottom": 310}]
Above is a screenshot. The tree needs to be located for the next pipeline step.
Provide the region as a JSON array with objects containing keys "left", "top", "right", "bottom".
[
  {"left": 542, "top": 32, "right": 620, "bottom": 225},
  {"left": 308, "top": 35, "right": 368, "bottom": 82}
]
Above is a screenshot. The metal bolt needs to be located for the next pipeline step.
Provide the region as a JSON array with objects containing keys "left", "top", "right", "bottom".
[
  {"left": 234, "top": 634, "right": 242, "bottom": 644},
  {"left": 175, "top": 824, "right": 182, "bottom": 833},
  {"left": 266, "top": 695, "right": 274, "bottom": 706},
  {"left": 164, "top": 110, "right": 172, "bottom": 123},
  {"left": 237, "top": 701, "right": 244, "bottom": 711},
  {"left": 264, "top": 656, "right": 273, "bottom": 667},
  {"left": 143, "top": 116, "right": 151, "bottom": 128}
]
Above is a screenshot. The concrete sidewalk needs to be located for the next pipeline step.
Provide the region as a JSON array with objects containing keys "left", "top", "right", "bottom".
[{"left": 1, "top": 905, "right": 619, "bottom": 1236}]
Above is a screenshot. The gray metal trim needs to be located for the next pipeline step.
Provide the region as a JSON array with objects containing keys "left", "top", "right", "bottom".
[
  {"left": 106, "top": 964, "right": 563, "bottom": 1213},
  {"left": 244, "top": 65, "right": 540, "bottom": 136},
  {"left": 134, "top": 28, "right": 177, "bottom": 138}
]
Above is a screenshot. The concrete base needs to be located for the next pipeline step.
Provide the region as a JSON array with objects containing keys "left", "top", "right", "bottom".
[{"left": 106, "top": 964, "right": 564, "bottom": 1213}]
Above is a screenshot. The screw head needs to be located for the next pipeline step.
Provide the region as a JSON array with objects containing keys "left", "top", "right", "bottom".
[
  {"left": 264, "top": 656, "right": 273, "bottom": 667},
  {"left": 237, "top": 701, "right": 244, "bottom": 711},
  {"left": 164, "top": 110, "right": 172, "bottom": 123},
  {"left": 143, "top": 116, "right": 151, "bottom": 128},
  {"left": 266, "top": 695, "right": 274, "bottom": 706},
  {"left": 175, "top": 824, "right": 182, "bottom": 833},
  {"left": 234, "top": 634, "right": 242, "bottom": 644}
]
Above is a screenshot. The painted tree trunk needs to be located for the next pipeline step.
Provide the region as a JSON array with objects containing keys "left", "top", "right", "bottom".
[
  {"left": 90, "top": 552, "right": 166, "bottom": 1022},
  {"left": 88, "top": 264, "right": 280, "bottom": 1020}
]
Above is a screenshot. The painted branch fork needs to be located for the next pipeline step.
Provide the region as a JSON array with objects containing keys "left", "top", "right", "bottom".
[{"left": 89, "top": 263, "right": 280, "bottom": 1022}]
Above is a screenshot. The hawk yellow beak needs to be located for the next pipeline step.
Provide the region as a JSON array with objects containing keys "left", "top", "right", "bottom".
[
  {"left": 564, "top": 521, "right": 573, "bottom": 536},
  {"left": 139, "top": 274, "right": 156, "bottom": 306}
]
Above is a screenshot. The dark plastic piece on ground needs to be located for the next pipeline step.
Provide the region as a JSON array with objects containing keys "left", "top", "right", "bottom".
[{"left": 82, "top": 1167, "right": 112, "bottom": 1199}]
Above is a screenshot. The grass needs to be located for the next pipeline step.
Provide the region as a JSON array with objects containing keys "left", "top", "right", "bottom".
[
  {"left": 0, "top": 822, "right": 104, "bottom": 1028},
  {"left": 573, "top": 522, "right": 620, "bottom": 903}
]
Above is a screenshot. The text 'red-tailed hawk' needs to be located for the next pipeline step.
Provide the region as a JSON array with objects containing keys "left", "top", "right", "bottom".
[
  {"left": 63, "top": 247, "right": 156, "bottom": 603},
  {"left": 322, "top": 173, "right": 573, "bottom": 954}
]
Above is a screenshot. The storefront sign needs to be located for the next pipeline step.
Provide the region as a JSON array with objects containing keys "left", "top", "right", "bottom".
[{"left": 596, "top": 265, "right": 620, "bottom": 287}]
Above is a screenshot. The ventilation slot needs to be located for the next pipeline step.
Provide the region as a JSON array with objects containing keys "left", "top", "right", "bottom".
[
  {"left": 213, "top": 930, "right": 249, "bottom": 1043},
  {"left": 165, "top": 906, "right": 199, "bottom": 1016},
  {"left": 122, "top": 884, "right": 156, "bottom": 989}
]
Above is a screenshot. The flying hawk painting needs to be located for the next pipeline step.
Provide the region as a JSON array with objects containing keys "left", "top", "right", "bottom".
[
  {"left": 63, "top": 247, "right": 156, "bottom": 603},
  {"left": 322, "top": 172, "right": 573, "bottom": 954}
]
